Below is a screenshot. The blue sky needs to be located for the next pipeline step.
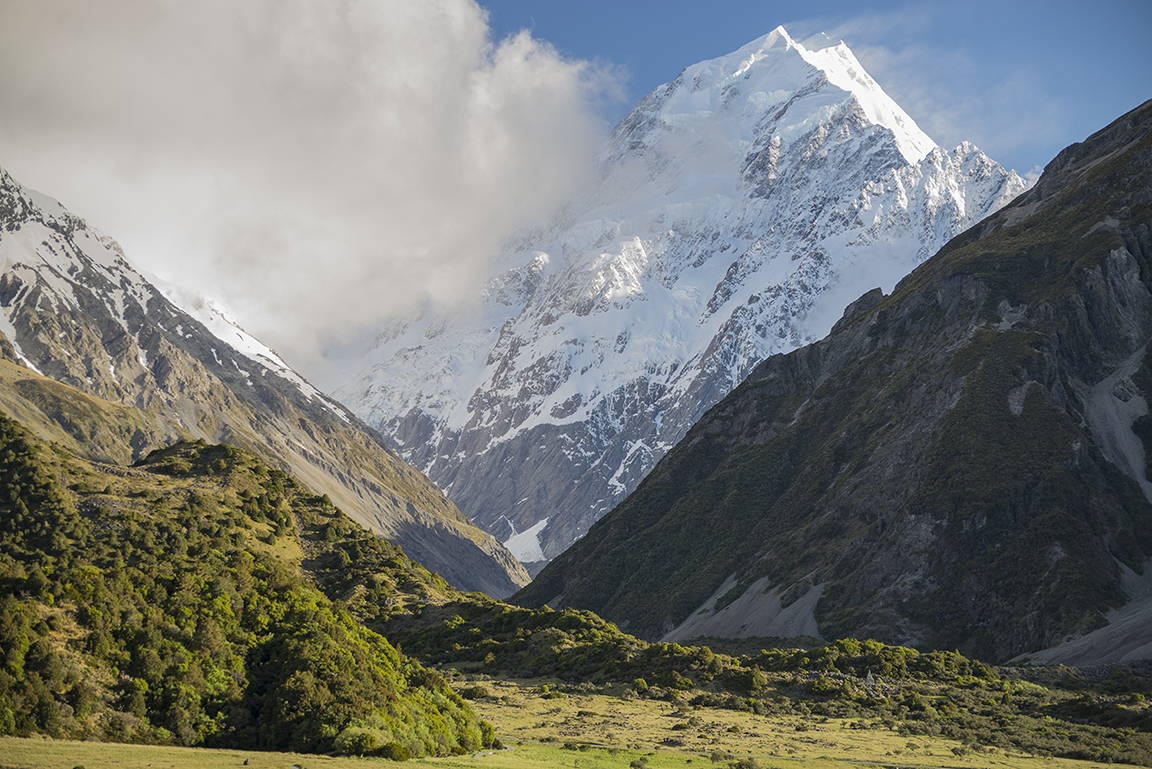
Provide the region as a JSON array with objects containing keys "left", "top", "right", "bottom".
[{"left": 479, "top": 0, "right": 1152, "bottom": 177}]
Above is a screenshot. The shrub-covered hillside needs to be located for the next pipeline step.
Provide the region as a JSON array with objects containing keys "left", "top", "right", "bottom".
[
  {"left": 0, "top": 414, "right": 496, "bottom": 758},
  {"left": 4, "top": 407, "right": 1152, "bottom": 765},
  {"left": 382, "top": 598, "right": 1152, "bottom": 764}
]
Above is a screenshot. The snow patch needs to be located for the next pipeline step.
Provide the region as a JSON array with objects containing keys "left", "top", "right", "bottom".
[
  {"left": 0, "top": 297, "right": 40, "bottom": 373},
  {"left": 504, "top": 518, "right": 548, "bottom": 563}
]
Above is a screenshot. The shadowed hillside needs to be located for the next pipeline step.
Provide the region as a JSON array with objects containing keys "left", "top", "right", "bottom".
[{"left": 517, "top": 101, "right": 1152, "bottom": 663}]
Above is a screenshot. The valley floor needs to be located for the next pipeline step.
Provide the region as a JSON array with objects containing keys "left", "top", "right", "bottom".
[
  {"left": 450, "top": 676, "right": 1135, "bottom": 769},
  {"left": 4, "top": 673, "right": 1138, "bottom": 769}
]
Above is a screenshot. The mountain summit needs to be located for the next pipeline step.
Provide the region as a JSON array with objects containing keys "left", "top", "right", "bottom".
[
  {"left": 642, "top": 26, "right": 935, "bottom": 166},
  {"left": 337, "top": 27, "right": 1027, "bottom": 571}
]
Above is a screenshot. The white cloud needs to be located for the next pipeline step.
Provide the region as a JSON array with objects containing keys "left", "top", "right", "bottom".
[{"left": 0, "top": 0, "right": 620, "bottom": 383}]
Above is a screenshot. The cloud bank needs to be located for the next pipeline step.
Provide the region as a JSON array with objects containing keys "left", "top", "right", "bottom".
[{"left": 0, "top": 0, "right": 619, "bottom": 383}]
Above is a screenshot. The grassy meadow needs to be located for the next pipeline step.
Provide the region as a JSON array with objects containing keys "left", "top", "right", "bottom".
[{"left": 3, "top": 671, "right": 1141, "bottom": 769}]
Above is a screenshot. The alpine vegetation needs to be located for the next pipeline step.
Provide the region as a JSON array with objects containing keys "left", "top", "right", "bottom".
[{"left": 0, "top": 417, "right": 497, "bottom": 757}]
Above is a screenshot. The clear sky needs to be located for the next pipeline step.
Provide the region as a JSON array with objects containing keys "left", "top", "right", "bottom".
[
  {"left": 480, "top": 0, "right": 1151, "bottom": 178},
  {"left": 0, "top": 1, "right": 1147, "bottom": 386}
]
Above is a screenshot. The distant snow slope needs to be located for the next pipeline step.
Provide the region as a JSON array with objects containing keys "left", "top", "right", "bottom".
[{"left": 337, "top": 26, "right": 1028, "bottom": 571}]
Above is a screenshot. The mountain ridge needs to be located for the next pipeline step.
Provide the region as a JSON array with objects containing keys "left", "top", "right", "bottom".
[
  {"left": 0, "top": 166, "right": 529, "bottom": 597},
  {"left": 337, "top": 26, "right": 1027, "bottom": 571},
  {"left": 514, "top": 99, "right": 1152, "bottom": 663}
]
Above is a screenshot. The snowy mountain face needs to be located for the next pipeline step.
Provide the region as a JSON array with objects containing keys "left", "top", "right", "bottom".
[
  {"left": 0, "top": 166, "right": 529, "bottom": 596},
  {"left": 337, "top": 27, "right": 1029, "bottom": 571}
]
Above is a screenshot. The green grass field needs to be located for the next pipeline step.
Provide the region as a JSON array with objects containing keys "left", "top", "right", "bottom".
[{"left": 3, "top": 673, "right": 1138, "bottom": 769}]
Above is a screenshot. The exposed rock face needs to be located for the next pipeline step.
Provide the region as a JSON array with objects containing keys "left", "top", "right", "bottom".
[
  {"left": 0, "top": 166, "right": 529, "bottom": 597},
  {"left": 516, "top": 100, "right": 1152, "bottom": 663},
  {"left": 337, "top": 27, "right": 1027, "bottom": 571}
]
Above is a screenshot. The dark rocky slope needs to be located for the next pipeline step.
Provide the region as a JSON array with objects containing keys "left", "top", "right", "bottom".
[{"left": 516, "top": 100, "right": 1152, "bottom": 662}]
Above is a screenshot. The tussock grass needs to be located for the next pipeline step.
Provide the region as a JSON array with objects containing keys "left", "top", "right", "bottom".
[
  {"left": 4, "top": 731, "right": 1138, "bottom": 769},
  {"left": 447, "top": 675, "right": 1145, "bottom": 769}
]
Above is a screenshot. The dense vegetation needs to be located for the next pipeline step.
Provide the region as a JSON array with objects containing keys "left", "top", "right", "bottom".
[
  {"left": 381, "top": 593, "right": 1152, "bottom": 765},
  {"left": 0, "top": 415, "right": 495, "bottom": 759}
]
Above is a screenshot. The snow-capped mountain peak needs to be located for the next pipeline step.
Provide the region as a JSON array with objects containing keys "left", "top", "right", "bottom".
[
  {"left": 622, "top": 25, "right": 934, "bottom": 170},
  {"left": 792, "top": 33, "right": 935, "bottom": 164},
  {"left": 337, "top": 27, "right": 1028, "bottom": 572}
]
